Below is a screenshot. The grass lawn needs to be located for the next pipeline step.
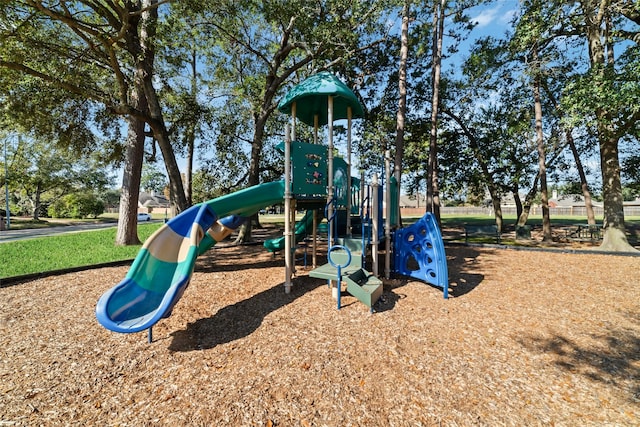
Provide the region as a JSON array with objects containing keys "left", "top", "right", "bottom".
[
  {"left": 0, "top": 223, "right": 160, "bottom": 279},
  {"left": 2, "top": 213, "right": 638, "bottom": 280}
]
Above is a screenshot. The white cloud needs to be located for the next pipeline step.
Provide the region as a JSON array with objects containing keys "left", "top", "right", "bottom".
[
  {"left": 471, "top": 7, "right": 500, "bottom": 28},
  {"left": 499, "top": 8, "right": 518, "bottom": 25},
  {"left": 471, "top": 2, "right": 519, "bottom": 29}
]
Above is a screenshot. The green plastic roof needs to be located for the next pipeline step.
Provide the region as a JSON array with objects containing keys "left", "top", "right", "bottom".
[{"left": 277, "top": 72, "right": 364, "bottom": 126}]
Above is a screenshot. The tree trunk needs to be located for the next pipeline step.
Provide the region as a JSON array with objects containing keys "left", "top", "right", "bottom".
[
  {"left": 565, "top": 130, "right": 596, "bottom": 224},
  {"left": 598, "top": 125, "right": 635, "bottom": 251},
  {"left": 234, "top": 111, "right": 267, "bottom": 244},
  {"left": 582, "top": 5, "right": 636, "bottom": 252},
  {"left": 234, "top": 219, "right": 252, "bottom": 244},
  {"left": 487, "top": 183, "right": 503, "bottom": 233},
  {"left": 395, "top": 0, "right": 409, "bottom": 225},
  {"left": 513, "top": 189, "right": 523, "bottom": 221},
  {"left": 32, "top": 182, "right": 42, "bottom": 221},
  {"left": 146, "top": 113, "right": 188, "bottom": 211},
  {"left": 234, "top": 72, "right": 282, "bottom": 243},
  {"left": 517, "top": 173, "right": 539, "bottom": 227},
  {"left": 427, "top": 0, "right": 445, "bottom": 223},
  {"left": 115, "top": 88, "right": 146, "bottom": 245},
  {"left": 532, "top": 47, "right": 551, "bottom": 241},
  {"left": 235, "top": 117, "right": 265, "bottom": 244},
  {"left": 137, "top": 0, "right": 188, "bottom": 212}
]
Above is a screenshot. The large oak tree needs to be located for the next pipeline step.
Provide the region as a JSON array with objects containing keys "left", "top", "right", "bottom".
[{"left": 1, "top": 1, "right": 188, "bottom": 244}]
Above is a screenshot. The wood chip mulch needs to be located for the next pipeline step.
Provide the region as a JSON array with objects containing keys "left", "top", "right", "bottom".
[{"left": 1, "top": 237, "right": 639, "bottom": 426}]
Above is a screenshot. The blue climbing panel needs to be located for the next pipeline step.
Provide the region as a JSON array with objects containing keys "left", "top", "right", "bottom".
[{"left": 393, "top": 212, "right": 449, "bottom": 298}]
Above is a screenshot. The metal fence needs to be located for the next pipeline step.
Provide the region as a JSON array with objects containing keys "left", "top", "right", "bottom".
[{"left": 436, "top": 206, "right": 640, "bottom": 217}]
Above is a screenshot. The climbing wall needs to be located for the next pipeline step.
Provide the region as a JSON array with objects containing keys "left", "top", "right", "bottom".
[
  {"left": 290, "top": 141, "right": 327, "bottom": 197},
  {"left": 393, "top": 212, "right": 449, "bottom": 298}
]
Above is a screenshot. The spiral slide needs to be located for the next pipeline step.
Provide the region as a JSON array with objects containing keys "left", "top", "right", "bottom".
[{"left": 96, "top": 181, "right": 285, "bottom": 334}]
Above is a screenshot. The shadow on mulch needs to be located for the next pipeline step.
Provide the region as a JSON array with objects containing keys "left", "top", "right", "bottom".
[
  {"left": 195, "top": 256, "right": 282, "bottom": 274},
  {"left": 168, "top": 277, "right": 323, "bottom": 352},
  {"left": 517, "top": 308, "right": 640, "bottom": 402},
  {"left": 447, "top": 245, "right": 487, "bottom": 297},
  {"left": 373, "top": 280, "right": 407, "bottom": 313},
  {"left": 372, "top": 246, "right": 488, "bottom": 313}
]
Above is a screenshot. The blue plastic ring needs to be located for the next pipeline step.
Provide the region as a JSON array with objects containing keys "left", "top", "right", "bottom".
[{"left": 328, "top": 245, "right": 351, "bottom": 268}]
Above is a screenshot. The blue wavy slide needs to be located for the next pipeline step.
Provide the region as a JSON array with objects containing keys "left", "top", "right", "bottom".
[{"left": 96, "top": 181, "right": 285, "bottom": 334}]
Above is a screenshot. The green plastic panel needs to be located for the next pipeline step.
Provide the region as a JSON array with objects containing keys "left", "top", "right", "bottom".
[
  {"left": 291, "top": 141, "right": 327, "bottom": 196},
  {"left": 278, "top": 72, "right": 364, "bottom": 126}
]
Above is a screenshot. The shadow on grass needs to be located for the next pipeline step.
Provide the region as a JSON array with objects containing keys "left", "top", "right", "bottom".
[
  {"left": 169, "top": 277, "right": 322, "bottom": 352},
  {"left": 517, "top": 309, "right": 640, "bottom": 402}
]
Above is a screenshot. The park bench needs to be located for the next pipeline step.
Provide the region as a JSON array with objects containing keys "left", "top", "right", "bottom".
[
  {"left": 566, "top": 224, "right": 602, "bottom": 241},
  {"left": 464, "top": 224, "right": 501, "bottom": 244}
]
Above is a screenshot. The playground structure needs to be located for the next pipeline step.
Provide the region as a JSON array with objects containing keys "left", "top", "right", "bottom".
[
  {"left": 96, "top": 72, "right": 448, "bottom": 340},
  {"left": 271, "top": 72, "right": 448, "bottom": 310}
]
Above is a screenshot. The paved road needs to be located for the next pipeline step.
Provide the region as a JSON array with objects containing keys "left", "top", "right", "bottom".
[{"left": 0, "top": 221, "right": 156, "bottom": 243}]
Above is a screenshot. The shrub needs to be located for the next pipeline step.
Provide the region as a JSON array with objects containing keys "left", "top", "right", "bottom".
[{"left": 48, "top": 193, "right": 105, "bottom": 218}]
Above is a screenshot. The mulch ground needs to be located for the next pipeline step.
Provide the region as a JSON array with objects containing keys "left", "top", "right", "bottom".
[{"left": 1, "top": 227, "right": 639, "bottom": 426}]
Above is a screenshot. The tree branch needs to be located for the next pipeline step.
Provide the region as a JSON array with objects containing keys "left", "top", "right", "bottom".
[
  {"left": 0, "top": 60, "right": 102, "bottom": 101},
  {"left": 128, "top": 0, "right": 173, "bottom": 17},
  {"left": 205, "top": 19, "right": 272, "bottom": 67},
  {"left": 616, "top": 0, "right": 640, "bottom": 25}
]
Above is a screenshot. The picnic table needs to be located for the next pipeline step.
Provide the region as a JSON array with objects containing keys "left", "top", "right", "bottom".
[{"left": 567, "top": 223, "right": 602, "bottom": 241}]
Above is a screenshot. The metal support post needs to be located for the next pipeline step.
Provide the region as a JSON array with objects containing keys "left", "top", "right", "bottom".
[
  {"left": 346, "top": 106, "right": 352, "bottom": 237},
  {"left": 385, "top": 150, "right": 392, "bottom": 279},
  {"left": 284, "top": 125, "right": 293, "bottom": 293},
  {"left": 371, "top": 173, "right": 380, "bottom": 277},
  {"left": 326, "top": 96, "right": 334, "bottom": 248}
]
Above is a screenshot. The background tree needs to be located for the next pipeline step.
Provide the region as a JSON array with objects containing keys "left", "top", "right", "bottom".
[
  {"left": 394, "top": 0, "right": 410, "bottom": 226},
  {"left": 8, "top": 136, "right": 112, "bottom": 220},
  {"left": 186, "top": 0, "right": 391, "bottom": 242},
  {"left": 557, "top": 0, "right": 639, "bottom": 251},
  {"left": 426, "top": 0, "right": 446, "bottom": 222},
  {"left": 140, "top": 163, "right": 168, "bottom": 194},
  {"left": 511, "top": 0, "right": 554, "bottom": 241},
  {"left": 361, "top": 0, "right": 479, "bottom": 207},
  {"left": 1, "top": 0, "right": 189, "bottom": 245},
  {"left": 156, "top": 12, "right": 221, "bottom": 207},
  {"left": 442, "top": 34, "right": 538, "bottom": 232},
  {"left": 2, "top": 132, "right": 113, "bottom": 220},
  {"left": 48, "top": 193, "right": 105, "bottom": 219}
]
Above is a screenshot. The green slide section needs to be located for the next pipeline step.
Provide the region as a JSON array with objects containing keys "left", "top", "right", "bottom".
[
  {"left": 263, "top": 209, "right": 316, "bottom": 252},
  {"left": 389, "top": 175, "right": 399, "bottom": 227},
  {"left": 205, "top": 180, "right": 285, "bottom": 218},
  {"left": 199, "top": 181, "right": 286, "bottom": 253}
]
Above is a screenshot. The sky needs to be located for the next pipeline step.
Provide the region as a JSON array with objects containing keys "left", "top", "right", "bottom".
[
  {"left": 138, "top": 1, "right": 524, "bottom": 187},
  {"left": 469, "top": 0, "right": 519, "bottom": 32},
  {"left": 451, "top": 0, "right": 519, "bottom": 61}
]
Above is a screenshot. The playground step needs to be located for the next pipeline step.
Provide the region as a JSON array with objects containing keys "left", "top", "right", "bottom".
[
  {"left": 344, "top": 268, "right": 383, "bottom": 309},
  {"left": 309, "top": 263, "right": 382, "bottom": 309},
  {"left": 334, "top": 237, "right": 365, "bottom": 252},
  {"left": 309, "top": 261, "right": 362, "bottom": 281}
]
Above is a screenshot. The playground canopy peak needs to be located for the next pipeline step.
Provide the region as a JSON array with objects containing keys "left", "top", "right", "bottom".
[{"left": 278, "top": 72, "right": 364, "bottom": 126}]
